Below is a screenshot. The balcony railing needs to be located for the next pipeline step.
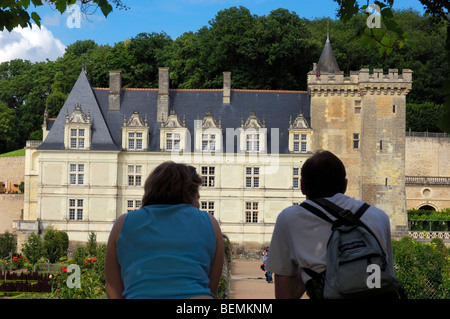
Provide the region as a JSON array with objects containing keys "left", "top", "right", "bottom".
[
  {"left": 406, "top": 176, "right": 450, "bottom": 185},
  {"left": 26, "top": 140, "right": 42, "bottom": 148},
  {"left": 406, "top": 131, "right": 450, "bottom": 138}
]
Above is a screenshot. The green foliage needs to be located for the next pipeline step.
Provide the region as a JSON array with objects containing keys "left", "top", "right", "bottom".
[
  {"left": 0, "top": 0, "right": 127, "bottom": 32},
  {"left": 408, "top": 208, "right": 450, "bottom": 220},
  {"left": 50, "top": 243, "right": 106, "bottom": 299},
  {"left": 406, "top": 103, "right": 444, "bottom": 132},
  {"left": 42, "top": 227, "right": 68, "bottom": 263},
  {"left": 393, "top": 237, "right": 450, "bottom": 299},
  {"left": 0, "top": 148, "right": 25, "bottom": 157},
  {"left": 21, "top": 232, "right": 43, "bottom": 267},
  {"left": 87, "top": 232, "right": 97, "bottom": 256},
  {"left": 0, "top": 7, "right": 448, "bottom": 154},
  {"left": 72, "top": 245, "right": 87, "bottom": 266},
  {"left": 0, "top": 231, "right": 16, "bottom": 258}
]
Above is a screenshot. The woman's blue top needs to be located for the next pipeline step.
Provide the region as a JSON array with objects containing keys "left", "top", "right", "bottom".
[{"left": 116, "top": 204, "right": 216, "bottom": 299}]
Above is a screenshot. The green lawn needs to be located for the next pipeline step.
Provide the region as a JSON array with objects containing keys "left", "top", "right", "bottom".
[{"left": 0, "top": 149, "right": 25, "bottom": 157}]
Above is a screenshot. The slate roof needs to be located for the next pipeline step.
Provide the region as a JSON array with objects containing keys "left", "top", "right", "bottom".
[
  {"left": 38, "top": 70, "right": 119, "bottom": 151},
  {"left": 39, "top": 70, "right": 311, "bottom": 154},
  {"left": 315, "top": 36, "right": 340, "bottom": 74}
]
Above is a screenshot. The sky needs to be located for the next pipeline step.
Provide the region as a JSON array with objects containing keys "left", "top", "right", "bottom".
[{"left": 0, "top": 0, "right": 427, "bottom": 64}]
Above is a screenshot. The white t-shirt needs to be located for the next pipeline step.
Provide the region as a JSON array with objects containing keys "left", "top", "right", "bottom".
[{"left": 266, "top": 193, "right": 394, "bottom": 284}]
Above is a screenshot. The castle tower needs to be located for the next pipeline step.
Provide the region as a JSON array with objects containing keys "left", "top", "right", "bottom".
[{"left": 308, "top": 37, "right": 412, "bottom": 238}]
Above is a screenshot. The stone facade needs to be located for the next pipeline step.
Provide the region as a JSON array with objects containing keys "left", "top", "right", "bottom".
[
  {"left": 405, "top": 135, "right": 450, "bottom": 211},
  {"left": 308, "top": 67, "right": 412, "bottom": 238},
  {"left": 0, "top": 156, "right": 25, "bottom": 193},
  {"left": 16, "top": 37, "right": 450, "bottom": 249}
]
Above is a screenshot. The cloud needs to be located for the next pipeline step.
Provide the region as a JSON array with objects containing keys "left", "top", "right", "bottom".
[{"left": 0, "top": 24, "right": 66, "bottom": 64}]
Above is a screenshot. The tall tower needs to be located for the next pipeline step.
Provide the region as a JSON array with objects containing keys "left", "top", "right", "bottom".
[{"left": 308, "top": 36, "right": 412, "bottom": 238}]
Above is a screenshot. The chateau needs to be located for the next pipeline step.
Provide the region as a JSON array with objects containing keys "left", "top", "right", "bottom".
[{"left": 15, "top": 38, "right": 415, "bottom": 247}]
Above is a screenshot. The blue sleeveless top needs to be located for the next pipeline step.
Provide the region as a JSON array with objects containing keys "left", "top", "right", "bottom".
[{"left": 116, "top": 204, "right": 217, "bottom": 299}]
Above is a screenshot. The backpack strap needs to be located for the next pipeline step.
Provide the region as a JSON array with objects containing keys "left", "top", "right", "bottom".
[
  {"left": 300, "top": 202, "right": 335, "bottom": 224},
  {"left": 312, "top": 198, "right": 370, "bottom": 227}
]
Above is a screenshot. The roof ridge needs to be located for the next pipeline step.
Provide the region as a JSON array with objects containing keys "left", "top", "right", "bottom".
[{"left": 93, "top": 87, "right": 307, "bottom": 93}]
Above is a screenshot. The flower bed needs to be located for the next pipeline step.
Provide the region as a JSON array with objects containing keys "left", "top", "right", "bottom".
[{"left": 0, "top": 271, "right": 51, "bottom": 293}]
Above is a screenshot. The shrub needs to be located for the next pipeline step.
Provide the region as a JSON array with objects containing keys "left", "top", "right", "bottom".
[
  {"left": 393, "top": 237, "right": 450, "bottom": 299},
  {"left": 21, "top": 232, "right": 43, "bottom": 268},
  {"left": 87, "top": 232, "right": 97, "bottom": 256},
  {"left": 50, "top": 243, "right": 107, "bottom": 299},
  {"left": 0, "top": 231, "right": 16, "bottom": 258},
  {"left": 42, "top": 227, "right": 69, "bottom": 263}
]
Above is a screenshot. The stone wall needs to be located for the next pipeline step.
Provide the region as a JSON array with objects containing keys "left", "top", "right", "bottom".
[
  {"left": 405, "top": 136, "right": 450, "bottom": 210},
  {"left": 0, "top": 156, "right": 25, "bottom": 193},
  {"left": 0, "top": 156, "right": 25, "bottom": 234},
  {"left": 0, "top": 194, "right": 23, "bottom": 234}
]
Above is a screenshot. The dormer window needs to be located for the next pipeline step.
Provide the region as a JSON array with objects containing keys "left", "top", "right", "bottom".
[
  {"left": 194, "top": 110, "right": 222, "bottom": 153},
  {"left": 239, "top": 111, "right": 266, "bottom": 154},
  {"left": 202, "top": 134, "right": 216, "bottom": 151},
  {"left": 64, "top": 103, "right": 91, "bottom": 150},
  {"left": 166, "top": 132, "right": 181, "bottom": 151},
  {"left": 246, "top": 133, "right": 260, "bottom": 152},
  {"left": 160, "top": 110, "right": 189, "bottom": 152},
  {"left": 289, "top": 113, "right": 312, "bottom": 154},
  {"left": 122, "top": 111, "right": 149, "bottom": 151}
]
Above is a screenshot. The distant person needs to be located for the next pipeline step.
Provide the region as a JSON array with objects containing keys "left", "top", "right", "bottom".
[
  {"left": 266, "top": 150, "right": 395, "bottom": 299},
  {"left": 105, "top": 161, "right": 224, "bottom": 299}
]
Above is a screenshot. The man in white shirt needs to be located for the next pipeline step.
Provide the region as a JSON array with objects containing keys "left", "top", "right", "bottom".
[{"left": 266, "top": 150, "right": 394, "bottom": 299}]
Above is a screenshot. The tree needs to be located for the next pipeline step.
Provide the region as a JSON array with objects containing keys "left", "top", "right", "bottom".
[
  {"left": 0, "top": 231, "right": 16, "bottom": 258},
  {"left": 333, "top": 0, "right": 450, "bottom": 133},
  {"left": 0, "top": 102, "right": 20, "bottom": 154},
  {"left": 21, "top": 232, "right": 43, "bottom": 266},
  {"left": 0, "top": 0, "right": 127, "bottom": 31},
  {"left": 42, "top": 227, "right": 68, "bottom": 263},
  {"left": 87, "top": 232, "right": 97, "bottom": 256}
]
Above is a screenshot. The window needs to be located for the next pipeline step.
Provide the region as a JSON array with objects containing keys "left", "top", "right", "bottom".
[
  {"left": 293, "top": 134, "right": 300, "bottom": 153},
  {"left": 128, "top": 165, "right": 142, "bottom": 186},
  {"left": 127, "top": 199, "right": 142, "bottom": 213},
  {"left": 70, "top": 129, "right": 85, "bottom": 149},
  {"left": 201, "top": 134, "right": 216, "bottom": 152},
  {"left": 355, "top": 100, "right": 361, "bottom": 114},
  {"left": 293, "top": 134, "right": 307, "bottom": 153},
  {"left": 245, "top": 202, "right": 258, "bottom": 223},
  {"left": 69, "top": 164, "right": 84, "bottom": 185},
  {"left": 393, "top": 105, "right": 396, "bottom": 113},
  {"left": 301, "top": 134, "right": 307, "bottom": 153},
  {"left": 166, "top": 133, "right": 180, "bottom": 151},
  {"left": 246, "top": 167, "right": 259, "bottom": 188},
  {"left": 246, "top": 134, "right": 260, "bottom": 152},
  {"left": 128, "top": 132, "right": 143, "bottom": 150},
  {"left": 293, "top": 168, "right": 300, "bottom": 189},
  {"left": 69, "top": 199, "right": 83, "bottom": 221},
  {"left": 201, "top": 166, "right": 215, "bottom": 187},
  {"left": 353, "top": 133, "right": 360, "bottom": 149},
  {"left": 201, "top": 201, "right": 215, "bottom": 216}
]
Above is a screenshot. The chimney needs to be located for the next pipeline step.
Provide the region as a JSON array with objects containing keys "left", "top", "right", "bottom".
[
  {"left": 223, "top": 72, "right": 231, "bottom": 104},
  {"left": 157, "top": 67, "right": 170, "bottom": 122},
  {"left": 109, "top": 70, "right": 121, "bottom": 110}
]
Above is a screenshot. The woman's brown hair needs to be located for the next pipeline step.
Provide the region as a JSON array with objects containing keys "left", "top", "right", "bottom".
[{"left": 141, "top": 161, "right": 202, "bottom": 207}]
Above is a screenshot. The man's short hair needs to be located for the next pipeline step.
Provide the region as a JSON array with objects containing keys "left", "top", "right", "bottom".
[{"left": 301, "top": 150, "right": 347, "bottom": 199}]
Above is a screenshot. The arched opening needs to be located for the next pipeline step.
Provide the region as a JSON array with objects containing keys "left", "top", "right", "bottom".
[{"left": 418, "top": 205, "right": 436, "bottom": 211}]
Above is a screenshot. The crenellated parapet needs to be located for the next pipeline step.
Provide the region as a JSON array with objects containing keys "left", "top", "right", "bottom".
[{"left": 307, "top": 68, "right": 412, "bottom": 97}]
